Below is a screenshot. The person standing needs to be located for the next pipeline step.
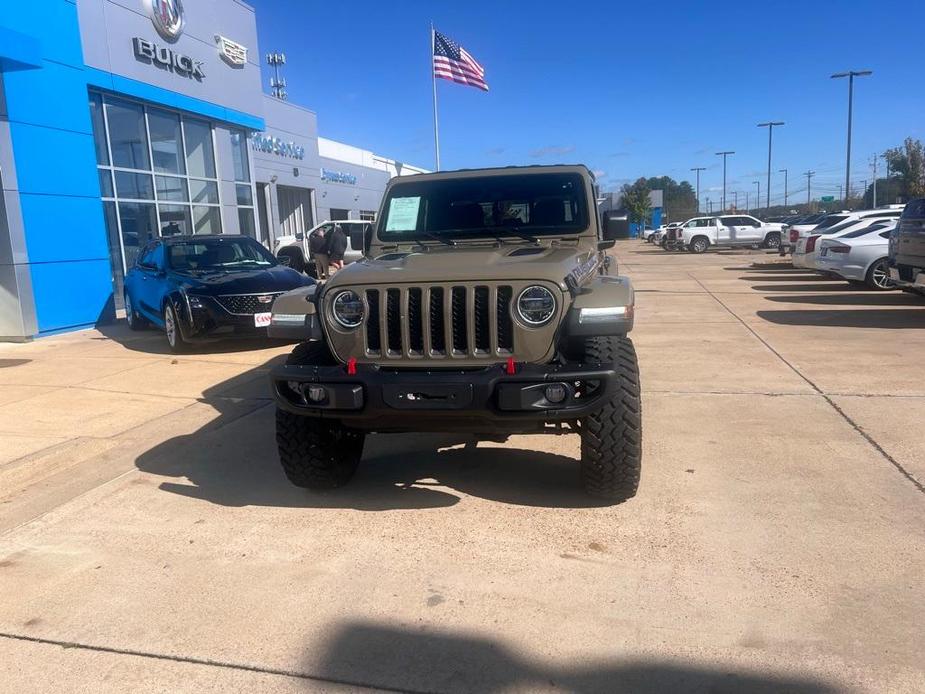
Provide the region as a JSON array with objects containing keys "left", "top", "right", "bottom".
[
  {"left": 309, "top": 226, "right": 329, "bottom": 280},
  {"left": 327, "top": 223, "right": 348, "bottom": 274}
]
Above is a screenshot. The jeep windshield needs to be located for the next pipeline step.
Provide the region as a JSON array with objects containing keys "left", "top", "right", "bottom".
[
  {"left": 378, "top": 172, "right": 589, "bottom": 242},
  {"left": 167, "top": 237, "right": 278, "bottom": 272}
]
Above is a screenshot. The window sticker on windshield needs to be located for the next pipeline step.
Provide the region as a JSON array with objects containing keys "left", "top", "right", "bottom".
[{"left": 385, "top": 196, "right": 421, "bottom": 231}]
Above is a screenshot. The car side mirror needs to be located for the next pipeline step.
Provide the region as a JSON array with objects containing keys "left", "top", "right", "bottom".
[
  {"left": 601, "top": 224, "right": 619, "bottom": 241},
  {"left": 295, "top": 231, "right": 304, "bottom": 242},
  {"left": 349, "top": 228, "right": 365, "bottom": 253},
  {"left": 598, "top": 239, "right": 616, "bottom": 250}
]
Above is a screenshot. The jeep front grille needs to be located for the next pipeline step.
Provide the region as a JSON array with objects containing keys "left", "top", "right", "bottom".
[{"left": 363, "top": 285, "right": 514, "bottom": 359}]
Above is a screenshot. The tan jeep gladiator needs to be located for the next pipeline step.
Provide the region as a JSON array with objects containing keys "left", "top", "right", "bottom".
[{"left": 268, "top": 165, "right": 641, "bottom": 500}]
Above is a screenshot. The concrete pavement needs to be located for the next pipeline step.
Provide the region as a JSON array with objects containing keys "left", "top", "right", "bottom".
[{"left": 1, "top": 240, "right": 923, "bottom": 692}]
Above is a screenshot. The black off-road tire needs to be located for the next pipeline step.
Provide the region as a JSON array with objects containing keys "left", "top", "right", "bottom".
[
  {"left": 579, "top": 336, "right": 642, "bottom": 502},
  {"left": 275, "top": 341, "right": 365, "bottom": 489}
]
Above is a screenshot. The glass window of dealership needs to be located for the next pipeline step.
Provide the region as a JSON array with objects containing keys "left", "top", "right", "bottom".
[{"left": 87, "top": 91, "right": 258, "bottom": 300}]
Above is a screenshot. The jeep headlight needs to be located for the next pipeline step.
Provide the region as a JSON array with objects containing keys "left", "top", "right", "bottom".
[
  {"left": 331, "top": 290, "right": 364, "bottom": 328},
  {"left": 516, "top": 285, "right": 556, "bottom": 326}
]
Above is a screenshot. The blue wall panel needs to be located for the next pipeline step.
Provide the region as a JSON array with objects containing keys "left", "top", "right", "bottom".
[
  {"left": 0, "top": 1, "right": 84, "bottom": 69},
  {"left": 19, "top": 194, "right": 108, "bottom": 264},
  {"left": 2, "top": 60, "right": 92, "bottom": 134},
  {"left": 8, "top": 122, "right": 100, "bottom": 197},
  {"left": 30, "top": 258, "right": 114, "bottom": 333},
  {"left": 0, "top": 0, "right": 111, "bottom": 335}
]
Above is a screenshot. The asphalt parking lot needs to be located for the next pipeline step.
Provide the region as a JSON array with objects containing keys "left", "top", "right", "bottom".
[{"left": 1, "top": 239, "right": 924, "bottom": 693}]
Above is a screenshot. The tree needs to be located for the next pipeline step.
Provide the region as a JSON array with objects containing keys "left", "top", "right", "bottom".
[
  {"left": 621, "top": 178, "right": 651, "bottom": 225},
  {"left": 883, "top": 137, "right": 925, "bottom": 201}
]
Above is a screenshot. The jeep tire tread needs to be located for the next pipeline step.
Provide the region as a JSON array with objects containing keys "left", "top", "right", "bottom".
[
  {"left": 579, "top": 336, "right": 642, "bottom": 502},
  {"left": 275, "top": 341, "right": 366, "bottom": 489}
]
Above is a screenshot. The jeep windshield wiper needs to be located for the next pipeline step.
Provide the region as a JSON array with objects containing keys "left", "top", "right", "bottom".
[{"left": 500, "top": 226, "right": 540, "bottom": 245}]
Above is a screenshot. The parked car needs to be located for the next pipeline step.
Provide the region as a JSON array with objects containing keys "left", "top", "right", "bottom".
[
  {"left": 889, "top": 198, "right": 925, "bottom": 294},
  {"left": 650, "top": 222, "right": 680, "bottom": 245},
  {"left": 275, "top": 220, "right": 371, "bottom": 276},
  {"left": 792, "top": 209, "right": 903, "bottom": 269},
  {"left": 124, "top": 235, "right": 313, "bottom": 352},
  {"left": 642, "top": 225, "right": 663, "bottom": 242},
  {"left": 676, "top": 214, "right": 786, "bottom": 253},
  {"left": 779, "top": 212, "right": 827, "bottom": 255},
  {"left": 814, "top": 220, "right": 897, "bottom": 290}
]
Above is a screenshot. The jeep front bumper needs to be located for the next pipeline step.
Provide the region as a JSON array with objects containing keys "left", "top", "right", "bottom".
[{"left": 270, "top": 361, "right": 618, "bottom": 433}]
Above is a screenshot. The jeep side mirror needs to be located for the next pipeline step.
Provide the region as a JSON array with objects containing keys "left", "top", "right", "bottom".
[{"left": 598, "top": 239, "right": 616, "bottom": 250}]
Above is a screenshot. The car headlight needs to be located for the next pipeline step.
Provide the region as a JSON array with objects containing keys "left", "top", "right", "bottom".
[
  {"left": 331, "top": 290, "right": 364, "bottom": 328},
  {"left": 516, "top": 285, "right": 556, "bottom": 326}
]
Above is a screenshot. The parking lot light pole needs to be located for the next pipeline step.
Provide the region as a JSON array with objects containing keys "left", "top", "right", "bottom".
[
  {"left": 779, "top": 168, "right": 788, "bottom": 207},
  {"left": 753, "top": 180, "right": 760, "bottom": 215},
  {"left": 691, "top": 167, "right": 706, "bottom": 213},
  {"left": 716, "top": 151, "right": 734, "bottom": 211},
  {"left": 757, "top": 121, "right": 784, "bottom": 210},
  {"left": 831, "top": 70, "right": 872, "bottom": 209}
]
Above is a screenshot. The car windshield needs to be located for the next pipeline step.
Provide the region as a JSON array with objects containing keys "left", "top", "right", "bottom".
[
  {"left": 814, "top": 214, "right": 850, "bottom": 230},
  {"left": 378, "top": 172, "right": 589, "bottom": 241},
  {"left": 167, "top": 237, "right": 277, "bottom": 271}
]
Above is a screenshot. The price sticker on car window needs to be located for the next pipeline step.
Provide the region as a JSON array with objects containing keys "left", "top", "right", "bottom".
[{"left": 385, "top": 197, "right": 421, "bottom": 232}]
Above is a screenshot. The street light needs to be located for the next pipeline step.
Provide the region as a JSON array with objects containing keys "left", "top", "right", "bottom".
[
  {"left": 757, "top": 121, "right": 784, "bottom": 211},
  {"left": 831, "top": 70, "right": 872, "bottom": 208},
  {"left": 779, "top": 169, "right": 789, "bottom": 207},
  {"left": 715, "top": 151, "right": 734, "bottom": 211},
  {"left": 753, "top": 181, "right": 760, "bottom": 215},
  {"left": 690, "top": 167, "right": 706, "bottom": 213}
]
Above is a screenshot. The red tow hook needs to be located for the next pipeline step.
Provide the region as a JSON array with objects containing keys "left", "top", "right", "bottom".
[
  {"left": 346, "top": 357, "right": 357, "bottom": 375},
  {"left": 505, "top": 357, "right": 517, "bottom": 375}
]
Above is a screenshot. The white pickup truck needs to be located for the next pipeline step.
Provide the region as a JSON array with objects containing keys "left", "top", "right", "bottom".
[
  {"left": 274, "top": 220, "right": 371, "bottom": 277},
  {"left": 678, "top": 214, "right": 787, "bottom": 253}
]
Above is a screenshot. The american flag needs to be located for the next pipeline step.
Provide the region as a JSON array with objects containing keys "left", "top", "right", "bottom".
[{"left": 433, "top": 30, "right": 488, "bottom": 92}]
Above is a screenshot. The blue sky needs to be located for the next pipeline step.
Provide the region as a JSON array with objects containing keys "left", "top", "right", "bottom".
[{"left": 248, "top": 0, "right": 924, "bottom": 206}]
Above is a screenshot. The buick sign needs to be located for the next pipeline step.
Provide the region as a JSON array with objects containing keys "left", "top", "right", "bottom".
[{"left": 150, "top": 0, "right": 185, "bottom": 41}]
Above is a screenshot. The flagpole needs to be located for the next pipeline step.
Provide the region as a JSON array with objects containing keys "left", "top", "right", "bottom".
[{"left": 431, "top": 22, "right": 440, "bottom": 171}]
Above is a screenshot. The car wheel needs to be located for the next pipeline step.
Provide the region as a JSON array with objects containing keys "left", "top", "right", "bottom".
[
  {"left": 164, "top": 302, "right": 189, "bottom": 353},
  {"left": 866, "top": 258, "right": 894, "bottom": 291},
  {"left": 578, "top": 336, "right": 642, "bottom": 502},
  {"left": 689, "top": 237, "right": 708, "bottom": 254},
  {"left": 275, "top": 341, "right": 365, "bottom": 489},
  {"left": 124, "top": 292, "right": 147, "bottom": 331},
  {"left": 763, "top": 232, "right": 781, "bottom": 249}
]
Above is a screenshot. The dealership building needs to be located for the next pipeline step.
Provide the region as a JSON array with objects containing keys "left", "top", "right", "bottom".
[{"left": 0, "top": 0, "right": 425, "bottom": 341}]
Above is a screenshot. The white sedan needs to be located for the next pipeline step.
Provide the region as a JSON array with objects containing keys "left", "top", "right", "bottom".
[
  {"left": 814, "top": 220, "right": 896, "bottom": 290},
  {"left": 793, "top": 215, "right": 897, "bottom": 270}
]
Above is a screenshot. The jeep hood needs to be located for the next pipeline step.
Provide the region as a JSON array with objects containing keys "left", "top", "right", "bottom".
[{"left": 326, "top": 244, "right": 596, "bottom": 290}]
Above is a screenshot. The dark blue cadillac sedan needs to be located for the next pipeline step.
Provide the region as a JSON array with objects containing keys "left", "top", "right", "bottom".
[{"left": 124, "top": 235, "right": 313, "bottom": 352}]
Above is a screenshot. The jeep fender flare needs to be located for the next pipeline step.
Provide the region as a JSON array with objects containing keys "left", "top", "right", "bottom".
[
  {"left": 563, "top": 276, "right": 634, "bottom": 337},
  {"left": 268, "top": 283, "right": 325, "bottom": 341}
]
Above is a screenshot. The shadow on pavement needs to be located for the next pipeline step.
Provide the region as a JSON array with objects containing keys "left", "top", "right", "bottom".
[
  {"left": 135, "top": 360, "right": 609, "bottom": 510},
  {"left": 738, "top": 274, "right": 841, "bottom": 282},
  {"left": 96, "top": 321, "right": 294, "bottom": 356},
  {"left": 311, "top": 621, "right": 837, "bottom": 693},
  {"left": 757, "top": 308, "right": 925, "bottom": 329},
  {"left": 726, "top": 263, "right": 794, "bottom": 271},
  {"left": 765, "top": 293, "right": 922, "bottom": 307},
  {"left": 750, "top": 283, "right": 857, "bottom": 293}
]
